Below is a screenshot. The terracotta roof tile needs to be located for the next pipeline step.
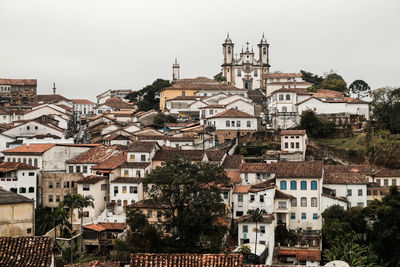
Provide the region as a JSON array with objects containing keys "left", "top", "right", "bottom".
[
  {"left": 92, "top": 151, "right": 127, "bottom": 170},
  {"left": 324, "top": 164, "right": 374, "bottom": 176},
  {"left": 233, "top": 185, "right": 250, "bottom": 193},
  {"left": 239, "top": 163, "right": 276, "bottom": 173},
  {"left": 67, "top": 146, "right": 118, "bottom": 164},
  {"left": 236, "top": 213, "right": 274, "bottom": 223},
  {"left": 374, "top": 168, "right": 400, "bottom": 177},
  {"left": 76, "top": 175, "right": 108, "bottom": 184},
  {"left": 153, "top": 150, "right": 206, "bottom": 161},
  {"left": 324, "top": 172, "right": 368, "bottom": 184},
  {"left": 0, "top": 236, "right": 53, "bottom": 266},
  {"left": 222, "top": 155, "right": 244, "bottom": 170},
  {"left": 111, "top": 177, "right": 145, "bottom": 184},
  {"left": 0, "top": 188, "right": 35, "bottom": 204},
  {"left": 37, "top": 94, "right": 70, "bottom": 103},
  {"left": 276, "top": 161, "right": 323, "bottom": 178},
  {"left": 281, "top": 130, "right": 306, "bottom": 136},
  {"left": 120, "top": 162, "right": 150, "bottom": 169},
  {"left": 2, "top": 143, "right": 56, "bottom": 155},
  {"left": 276, "top": 248, "right": 321, "bottom": 261},
  {"left": 226, "top": 170, "right": 241, "bottom": 184},
  {"left": 72, "top": 99, "right": 95, "bottom": 105},
  {"left": 128, "top": 141, "right": 158, "bottom": 152},
  {"left": 0, "top": 162, "right": 38, "bottom": 172},
  {"left": 0, "top": 78, "right": 37, "bottom": 86},
  {"left": 130, "top": 253, "right": 243, "bottom": 267},
  {"left": 209, "top": 108, "right": 255, "bottom": 119},
  {"left": 205, "top": 150, "right": 226, "bottom": 162},
  {"left": 65, "top": 260, "right": 120, "bottom": 267},
  {"left": 83, "top": 222, "right": 127, "bottom": 232}
]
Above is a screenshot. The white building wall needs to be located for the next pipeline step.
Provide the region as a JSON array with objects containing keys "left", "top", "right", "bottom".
[
  {"left": 110, "top": 182, "right": 144, "bottom": 213},
  {"left": 207, "top": 117, "right": 257, "bottom": 131},
  {"left": 321, "top": 195, "right": 348, "bottom": 211},
  {"left": 77, "top": 180, "right": 108, "bottom": 223},
  {"left": 324, "top": 184, "right": 367, "bottom": 208}
]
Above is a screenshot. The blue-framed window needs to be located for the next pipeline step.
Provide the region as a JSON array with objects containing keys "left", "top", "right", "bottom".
[
  {"left": 311, "top": 181, "right": 317, "bottom": 190},
  {"left": 313, "top": 213, "right": 318, "bottom": 220},
  {"left": 301, "top": 181, "right": 307, "bottom": 190},
  {"left": 290, "top": 181, "right": 297, "bottom": 190},
  {"left": 301, "top": 213, "right": 306, "bottom": 220},
  {"left": 280, "top": 180, "right": 287, "bottom": 190},
  {"left": 291, "top": 213, "right": 296, "bottom": 219}
]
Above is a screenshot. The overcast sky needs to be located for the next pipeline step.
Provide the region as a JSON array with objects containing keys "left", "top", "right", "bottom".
[{"left": 1, "top": 0, "right": 399, "bottom": 100}]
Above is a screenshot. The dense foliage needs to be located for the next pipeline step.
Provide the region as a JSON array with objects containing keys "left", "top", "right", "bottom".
[
  {"left": 349, "top": 79, "right": 371, "bottom": 99},
  {"left": 153, "top": 112, "right": 177, "bottom": 126},
  {"left": 125, "top": 79, "right": 171, "bottom": 111},
  {"left": 116, "top": 156, "right": 230, "bottom": 254},
  {"left": 299, "top": 110, "right": 335, "bottom": 138},
  {"left": 213, "top": 72, "right": 227, "bottom": 82},
  {"left": 322, "top": 187, "right": 400, "bottom": 266},
  {"left": 371, "top": 87, "right": 400, "bottom": 134},
  {"left": 301, "top": 70, "right": 348, "bottom": 95}
]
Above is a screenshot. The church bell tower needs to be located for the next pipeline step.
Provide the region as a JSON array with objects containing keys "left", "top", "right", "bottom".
[
  {"left": 222, "top": 33, "right": 234, "bottom": 84},
  {"left": 172, "top": 58, "right": 180, "bottom": 82},
  {"left": 258, "top": 33, "right": 270, "bottom": 87}
]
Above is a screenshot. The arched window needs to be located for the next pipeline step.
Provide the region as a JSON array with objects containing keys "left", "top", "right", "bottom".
[
  {"left": 263, "top": 47, "right": 266, "bottom": 55},
  {"left": 311, "top": 197, "right": 317, "bottom": 207},
  {"left": 237, "top": 69, "right": 241, "bottom": 77},
  {"left": 286, "top": 94, "right": 291, "bottom": 101},
  {"left": 254, "top": 69, "right": 258, "bottom": 77},
  {"left": 301, "top": 181, "right": 307, "bottom": 190},
  {"left": 280, "top": 180, "right": 287, "bottom": 190},
  {"left": 19, "top": 187, "right": 26, "bottom": 194},
  {"left": 301, "top": 197, "right": 307, "bottom": 207},
  {"left": 227, "top": 47, "right": 231, "bottom": 54},
  {"left": 291, "top": 197, "right": 297, "bottom": 207},
  {"left": 290, "top": 181, "right": 297, "bottom": 190},
  {"left": 29, "top": 187, "right": 34, "bottom": 193},
  {"left": 311, "top": 181, "right": 317, "bottom": 190},
  {"left": 34, "top": 158, "right": 38, "bottom": 167}
]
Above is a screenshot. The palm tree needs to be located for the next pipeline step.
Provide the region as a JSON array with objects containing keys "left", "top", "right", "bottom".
[
  {"left": 53, "top": 207, "right": 69, "bottom": 240},
  {"left": 61, "top": 193, "right": 78, "bottom": 229},
  {"left": 247, "top": 208, "right": 266, "bottom": 261},
  {"left": 75, "top": 194, "right": 94, "bottom": 253}
]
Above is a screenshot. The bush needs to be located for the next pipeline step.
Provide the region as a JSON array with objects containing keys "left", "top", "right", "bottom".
[{"left": 299, "top": 111, "right": 335, "bottom": 138}]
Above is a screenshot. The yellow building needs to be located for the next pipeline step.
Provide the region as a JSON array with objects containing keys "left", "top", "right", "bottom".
[{"left": 0, "top": 188, "right": 34, "bottom": 237}]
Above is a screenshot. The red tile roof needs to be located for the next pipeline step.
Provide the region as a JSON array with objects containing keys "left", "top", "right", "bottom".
[
  {"left": 265, "top": 73, "right": 303, "bottom": 78},
  {"left": 65, "top": 260, "right": 120, "bottom": 267},
  {"left": 0, "top": 78, "right": 37, "bottom": 86},
  {"left": 72, "top": 99, "right": 95, "bottom": 105},
  {"left": 209, "top": 108, "right": 255, "bottom": 119},
  {"left": 374, "top": 168, "right": 400, "bottom": 177},
  {"left": 128, "top": 141, "right": 158, "bottom": 152},
  {"left": 37, "top": 94, "right": 70, "bottom": 103},
  {"left": 205, "top": 150, "right": 226, "bottom": 162},
  {"left": 233, "top": 185, "right": 251, "bottom": 193},
  {"left": 76, "top": 175, "right": 108, "bottom": 184},
  {"left": 83, "top": 222, "right": 127, "bottom": 232},
  {"left": 281, "top": 130, "right": 306, "bottom": 136},
  {"left": 2, "top": 143, "right": 56, "bottom": 155},
  {"left": 130, "top": 253, "right": 243, "bottom": 267},
  {"left": 92, "top": 151, "right": 127, "bottom": 171},
  {"left": 111, "top": 177, "right": 144, "bottom": 184},
  {"left": 324, "top": 172, "right": 368, "bottom": 184},
  {"left": 0, "top": 236, "right": 53, "bottom": 267},
  {"left": 222, "top": 155, "right": 244, "bottom": 170},
  {"left": 66, "top": 145, "right": 118, "bottom": 164},
  {"left": 0, "top": 162, "right": 38, "bottom": 172},
  {"left": 153, "top": 150, "right": 206, "bottom": 161},
  {"left": 239, "top": 163, "right": 276, "bottom": 173},
  {"left": 276, "top": 248, "right": 321, "bottom": 261},
  {"left": 276, "top": 161, "right": 323, "bottom": 178}
]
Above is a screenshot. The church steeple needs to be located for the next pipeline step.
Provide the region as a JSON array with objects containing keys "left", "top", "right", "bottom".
[
  {"left": 52, "top": 82, "right": 56, "bottom": 95},
  {"left": 172, "top": 58, "right": 180, "bottom": 82}
]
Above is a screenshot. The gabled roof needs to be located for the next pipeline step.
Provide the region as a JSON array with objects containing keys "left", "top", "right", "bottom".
[
  {"left": 239, "top": 162, "right": 276, "bottom": 173},
  {"left": 2, "top": 143, "right": 56, "bottom": 155},
  {"left": 111, "top": 177, "right": 145, "bottom": 184},
  {"left": 72, "top": 99, "right": 95, "bottom": 105},
  {"left": 128, "top": 141, "right": 158, "bottom": 153},
  {"left": 236, "top": 213, "right": 274, "bottom": 223},
  {"left": 76, "top": 175, "right": 108, "bottom": 184},
  {"left": 130, "top": 253, "right": 243, "bottom": 267},
  {"left": 37, "top": 94, "right": 70, "bottom": 103},
  {"left": 281, "top": 130, "right": 306, "bottom": 136},
  {"left": 0, "top": 78, "right": 37, "bottom": 86},
  {"left": 205, "top": 150, "right": 226, "bottom": 162},
  {"left": 83, "top": 222, "right": 127, "bottom": 232},
  {"left": 120, "top": 162, "right": 151, "bottom": 169},
  {"left": 324, "top": 164, "right": 374, "bottom": 176},
  {"left": 222, "top": 155, "right": 244, "bottom": 170},
  {"left": 152, "top": 150, "right": 206, "bottom": 161},
  {"left": 0, "top": 188, "right": 35, "bottom": 204},
  {"left": 66, "top": 145, "right": 118, "bottom": 164},
  {"left": 209, "top": 108, "right": 255, "bottom": 119},
  {"left": 161, "top": 77, "right": 245, "bottom": 92},
  {"left": 0, "top": 236, "right": 53, "bottom": 267},
  {"left": 374, "top": 168, "right": 400, "bottom": 177},
  {"left": 275, "top": 189, "right": 294, "bottom": 199},
  {"left": 0, "top": 162, "right": 38, "bottom": 172},
  {"left": 276, "top": 161, "right": 323, "bottom": 178},
  {"left": 92, "top": 151, "right": 127, "bottom": 171}
]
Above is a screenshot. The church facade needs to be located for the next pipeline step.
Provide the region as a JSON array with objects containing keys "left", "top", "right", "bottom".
[{"left": 221, "top": 33, "right": 270, "bottom": 90}]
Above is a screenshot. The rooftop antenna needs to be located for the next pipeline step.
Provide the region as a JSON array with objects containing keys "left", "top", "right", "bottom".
[{"left": 52, "top": 82, "right": 56, "bottom": 95}]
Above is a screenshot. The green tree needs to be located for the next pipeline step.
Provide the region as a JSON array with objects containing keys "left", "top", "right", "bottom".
[
  {"left": 54, "top": 207, "right": 71, "bottom": 238},
  {"left": 349, "top": 80, "right": 371, "bottom": 99},
  {"left": 214, "top": 72, "right": 226, "bottom": 82},
  {"left": 371, "top": 87, "right": 400, "bottom": 134},
  {"left": 145, "top": 156, "right": 230, "bottom": 252},
  {"left": 366, "top": 186, "right": 400, "bottom": 266},
  {"left": 247, "top": 208, "right": 266, "bottom": 257},
  {"left": 125, "top": 79, "right": 171, "bottom": 111},
  {"left": 75, "top": 194, "right": 94, "bottom": 252},
  {"left": 320, "top": 72, "right": 348, "bottom": 95},
  {"left": 153, "top": 112, "right": 177, "bottom": 126},
  {"left": 61, "top": 193, "right": 78, "bottom": 228},
  {"left": 300, "top": 70, "right": 324, "bottom": 87},
  {"left": 299, "top": 110, "right": 335, "bottom": 138},
  {"left": 35, "top": 207, "right": 55, "bottom": 236}
]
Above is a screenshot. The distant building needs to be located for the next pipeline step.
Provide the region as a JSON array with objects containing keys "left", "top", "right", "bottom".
[
  {"left": 96, "top": 89, "right": 133, "bottom": 104},
  {"left": 72, "top": 99, "right": 96, "bottom": 117},
  {"left": 0, "top": 78, "right": 37, "bottom": 105},
  {"left": 0, "top": 188, "right": 34, "bottom": 237},
  {"left": 280, "top": 130, "right": 308, "bottom": 161}
]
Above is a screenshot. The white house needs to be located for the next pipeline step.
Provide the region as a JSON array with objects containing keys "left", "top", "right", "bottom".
[
  {"left": 265, "top": 73, "right": 312, "bottom": 96},
  {"left": 110, "top": 177, "right": 144, "bottom": 213},
  {"left": 0, "top": 162, "right": 39, "bottom": 207},
  {"left": 72, "top": 99, "right": 96, "bottom": 117},
  {"left": 280, "top": 130, "right": 308, "bottom": 161},
  {"left": 120, "top": 141, "right": 160, "bottom": 177},
  {"left": 239, "top": 163, "right": 276, "bottom": 185},
  {"left": 2, "top": 120, "right": 65, "bottom": 138}
]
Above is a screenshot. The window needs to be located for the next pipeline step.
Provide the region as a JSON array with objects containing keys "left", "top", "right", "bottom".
[
  {"left": 114, "top": 186, "right": 118, "bottom": 195},
  {"left": 28, "top": 158, "right": 32, "bottom": 165},
  {"left": 367, "top": 190, "right": 371, "bottom": 196},
  {"left": 49, "top": 195, "right": 53, "bottom": 202},
  {"left": 358, "top": 189, "right": 363, "bottom": 196},
  {"left": 34, "top": 158, "right": 38, "bottom": 167},
  {"left": 384, "top": 179, "right": 389, "bottom": 186},
  {"left": 64, "top": 181, "right": 70, "bottom": 188},
  {"left": 236, "top": 120, "right": 241, "bottom": 127},
  {"left": 291, "top": 213, "right": 296, "bottom": 219},
  {"left": 223, "top": 191, "right": 229, "bottom": 200},
  {"left": 29, "top": 187, "right": 34, "bottom": 193},
  {"left": 56, "top": 182, "right": 60, "bottom": 188},
  {"left": 237, "top": 69, "right": 241, "bottom": 77},
  {"left": 27, "top": 228, "right": 32, "bottom": 234},
  {"left": 263, "top": 47, "right": 266, "bottom": 55},
  {"left": 313, "top": 213, "right": 318, "bottom": 220},
  {"left": 226, "top": 120, "right": 230, "bottom": 127},
  {"left": 250, "top": 194, "right": 255, "bottom": 201},
  {"left": 260, "top": 195, "right": 264, "bottom": 202},
  {"left": 27, "top": 126, "right": 30, "bottom": 130},
  {"left": 347, "top": 189, "right": 352, "bottom": 196},
  {"left": 282, "top": 106, "right": 288, "bottom": 113},
  {"left": 296, "top": 142, "right": 299, "bottom": 149},
  {"left": 311, "top": 181, "right": 317, "bottom": 190},
  {"left": 133, "top": 186, "right": 138, "bottom": 194},
  {"left": 280, "top": 180, "right": 287, "bottom": 190},
  {"left": 68, "top": 166, "right": 74, "bottom": 173},
  {"left": 28, "top": 172, "right": 34, "bottom": 176},
  {"left": 124, "top": 170, "right": 129, "bottom": 177},
  {"left": 236, "top": 211, "right": 243, "bottom": 217},
  {"left": 231, "top": 121, "right": 235, "bottom": 127},
  {"left": 311, "top": 197, "right": 317, "bottom": 207},
  {"left": 301, "top": 181, "right": 307, "bottom": 190},
  {"left": 376, "top": 179, "right": 381, "bottom": 186},
  {"left": 244, "top": 173, "right": 248, "bottom": 183},
  {"left": 246, "top": 121, "right": 251, "bottom": 127},
  {"left": 76, "top": 166, "right": 81, "bottom": 173},
  {"left": 260, "top": 225, "right": 265, "bottom": 233},
  {"left": 83, "top": 166, "right": 88, "bottom": 173},
  {"left": 117, "top": 200, "right": 122, "bottom": 206},
  {"left": 136, "top": 170, "right": 141, "bottom": 177},
  {"left": 209, "top": 109, "right": 214, "bottom": 115},
  {"left": 284, "top": 142, "right": 288, "bottom": 149},
  {"left": 101, "top": 184, "right": 107, "bottom": 191},
  {"left": 35, "top": 126, "right": 38, "bottom": 130},
  {"left": 286, "top": 94, "right": 291, "bottom": 101},
  {"left": 238, "top": 194, "right": 243, "bottom": 202},
  {"left": 181, "top": 91, "right": 185, "bottom": 96},
  {"left": 291, "top": 142, "right": 294, "bottom": 148},
  {"left": 56, "top": 195, "right": 60, "bottom": 202},
  {"left": 83, "top": 184, "right": 90, "bottom": 191},
  {"left": 393, "top": 179, "right": 397, "bottom": 186},
  {"left": 19, "top": 187, "right": 26, "bottom": 193},
  {"left": 279, "top": 94, "right": 284, "bottom": 101},
  {"left": 242, "top": 225, "right": 248, "bottom": 233},
  {"left": 373, "top": 190, "right": 378, "bottom": 195},
  {"left": 130, "top": 154, "right": 135, "bottom": 162},
  {"left": 291, "top": 197, "right": 297, "bottom": 207},
  {"left": 301, "top": 197, "right": 307, "bottom": 207},
  {"left": 357, "top": 202, "right": 364, "bottom": 207},
  {"left": 290, "top": 181, "right": 297, "bottom": 190},
  {"left": 49, "top": 182, "right": 53, "bottom": 189},
  {"left": 278, "top": 201, "right": 287, "bottom": 209},
  {"left": 254, "top": 69, "right": 258, "bottom": 77},
  {"left": 141, "top": 155, "right": 146, "bottom": 162},
  {"left": 301, "top": 213, "right": 306, "bottom": 219},
  {"left": 227, "top": 47, "right": 231, "bottom": 54},
  {"left": 256, "top": 173, "right": 261, "bottom": 180},
  {"left": 122, "top": 186, "right": 127, "bottom": 193}
]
